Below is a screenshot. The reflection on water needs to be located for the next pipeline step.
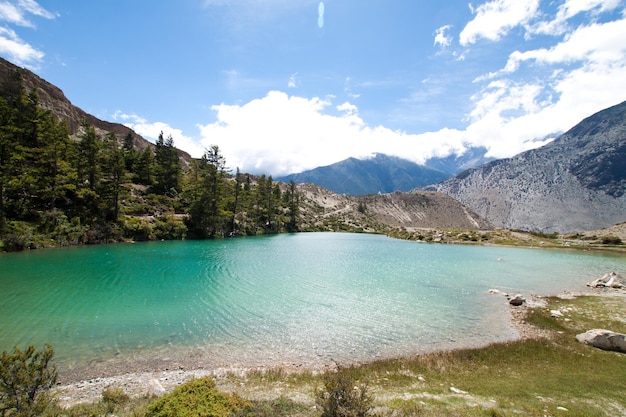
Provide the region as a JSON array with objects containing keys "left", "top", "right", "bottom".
[{"left": 1, "top": 233, "right": 624, "bottom": 377}]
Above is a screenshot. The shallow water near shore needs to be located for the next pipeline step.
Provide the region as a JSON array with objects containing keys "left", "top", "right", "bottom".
[{"left": 1, "top": 232, "right": 625, "bottom": 380}]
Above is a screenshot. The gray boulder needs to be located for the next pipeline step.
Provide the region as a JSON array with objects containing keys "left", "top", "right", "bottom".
[
  {"left": 576, "top": 329, "right": 626, "bottom": 353},
  {"left": 508, "top": 294, "right": 525, "bottom": 306}
]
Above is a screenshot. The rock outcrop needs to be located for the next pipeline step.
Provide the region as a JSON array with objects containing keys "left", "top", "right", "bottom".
[
  {"left": 576, "top": 329, "right": 626, "bottom": 353},
  {"left": 587, "top": 272, "right": 625, "bottom": 289},
  {"left": 426, "top": 101, "right": 626, "bottom": 233},
  {"left": 297, "top": 184, "right": 492, "bottom": 231},
  {"left": 508, "top": 294, "right": 526, "bottom": 306},
  {"left": 0, "top": 58, "right": 191, "bottom": 166}
]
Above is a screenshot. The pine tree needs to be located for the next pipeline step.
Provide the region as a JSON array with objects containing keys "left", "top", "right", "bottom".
[
  {"left": 285, "top": 180, "right": 300, "bottom": 232},
  {"left": 37, "top": 111, "right": 76, "bottom": 212},
  {"left": 184, "top": 145, "right": 229, "bottom": 238},
  {"left": 122, "top": 132, "right": 136, "bottom": 171},
  {"left": 229, "top": 167, "right": 242, "bottom": 235},
  {"left": 75, "top": 121, "right": 100, "bottom": 220},
  {"left": 0, "top": 96, "right": 16, "bottom": 225},
  {"left": 134, "top": 147, "right": 153, "bottom": 185},
  {"left": 100, "top": 132, "right": 126, "bottom": 221},
  {"left": 153, "top": 132, "right": 180, "bottom": 194}
]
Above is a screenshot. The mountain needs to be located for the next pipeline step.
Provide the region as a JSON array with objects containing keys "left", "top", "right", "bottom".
[
  {"left": 0, "top": 58, "right": 191, "bottom": 165},
  {"left": 424, "top": 146, "right": 494, "bottom": 176},
  {"left": 277, "top": 153, "right": 449, "bottom": 195},
  {"left": 296, "top": 183, "right": 492, "bottom": 231},
  {"left": 425, "top": 100, "right": 626, "bottom": 233}
]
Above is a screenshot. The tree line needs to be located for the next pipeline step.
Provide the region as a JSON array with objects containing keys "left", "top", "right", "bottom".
[{"left": 0, "top": 71, "right": 299, "bottom": 250}]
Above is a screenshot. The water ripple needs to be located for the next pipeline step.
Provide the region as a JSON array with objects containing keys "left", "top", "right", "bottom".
[{"left": 1, "top": 234, "right": 624, "bottom": 371}]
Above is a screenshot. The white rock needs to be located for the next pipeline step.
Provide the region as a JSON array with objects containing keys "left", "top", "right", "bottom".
[
  {"left": 550, "top": 310, "right": 564, "bottom": 318},
  {"left": 606, "top": 274, "right": 625, "bottom": 288},
  {"left": 450, "top": 386, "right": 467, "bottom": 394},
  {"left": 587, "top": 272, "right": 625, "bottom": 288},
  {"left": 147, "top": 378, "right": 165, "bottom": 395}
]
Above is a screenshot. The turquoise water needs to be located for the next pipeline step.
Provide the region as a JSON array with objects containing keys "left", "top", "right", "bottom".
[{"left": 1, "top": 233, "right": 625, "bottom": 377}]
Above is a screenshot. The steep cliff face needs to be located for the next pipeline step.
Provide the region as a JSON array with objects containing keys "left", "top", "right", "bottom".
[{"left": 426, "top": 101, "right": 626, "bottom": 233}]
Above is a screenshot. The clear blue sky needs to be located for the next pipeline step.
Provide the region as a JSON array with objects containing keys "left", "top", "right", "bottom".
[{"left": 2, "top": 0, "right": 625, "bottom": 175}]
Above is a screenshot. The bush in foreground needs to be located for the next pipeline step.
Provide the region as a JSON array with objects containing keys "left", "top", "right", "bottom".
[
  {"left": 146, "top": 377, "right": 248, "bottom": 417},
  {"left": 316, "top": 365, "right": 373, "bottom": 417},
  {"left": 0, "top": 344, "right": 57, "bottom": 417}
]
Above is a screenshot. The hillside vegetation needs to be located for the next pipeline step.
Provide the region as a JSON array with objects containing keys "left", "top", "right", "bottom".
[
  {"left": 0, "top": 72, "right": 300, "bottom": 250},
  {"left": 0, "top": 66, "right": 519, "bottom": 253}
]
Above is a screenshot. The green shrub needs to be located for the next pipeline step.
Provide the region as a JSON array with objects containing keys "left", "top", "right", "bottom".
[
  {"left": 154, "top": 216, "right": 187, "bottom": 240},
  {"left": 102, "top": 387, "right": 130, "bottom": 412},
  {"left": 0, "top": 344, "right": 57, "bottom": 417},
  {"left": 123, "top": 217, "right": 155, "bottom": 241},
  {"left": 0, "top": 221, "right": 35, "bottom": 251},
  {"left": 146, "top": 377, "right": 248, "bottom": 417},
  {"left": 316, "top": 365, "right": 373, "bottom": 417}
]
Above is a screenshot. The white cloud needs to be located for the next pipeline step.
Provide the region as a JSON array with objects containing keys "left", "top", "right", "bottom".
[
  {"left": 460, "top": 0, "right": 540, "bottom": 45},
  {"left": 531, "top": 0, "right": 622, "bottom": 35},
  {"left": 120, "top": 60, "right": 626, "bottom": 177},
  {"left": 117, "top": 1, "right": 626, "bottom": 177},
  {"left": 337, "top": 101, "right": 358, "bottom": 115},
  {"left": 344, "top": 76, "right": 360, "bottom": 99},
  {"left": 114, "top": 111, "right": 206, "bottom": 158},
  {"left": 434, "top": 25, "right": 453, "bottom": 48},
  {"left": 0, "top": 2, "right": 31, "bottom": 27},
  {"left": 454, "top": 2, "right": 626, "bottom": 159},
  {"left": 505, "top": 18, "right": 626, "bottom": 71},
  {"left": 288, "top": 72, "right": 298, "bottom": 88},
  {"left": 195, "top": 91, "right": 474, "bottom": 175},
  {"left": 0, "top": 26, "right": 43, "bottom": 64},
  {"left": 0, "top": 0, "right": 57, "bottom": 27},
  {"left": 0, "top": 0, "right": 56, "bottom": 66}
]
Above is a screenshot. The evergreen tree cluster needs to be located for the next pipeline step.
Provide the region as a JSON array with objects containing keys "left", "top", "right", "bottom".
[{"left": 0, "top": 72, "right": 299, "bottom": 251}]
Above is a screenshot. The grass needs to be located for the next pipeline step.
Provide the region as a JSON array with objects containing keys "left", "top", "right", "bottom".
[
  {"left": 385, "top": 227, "right": 626, "bottom": 254},
  {"left": 54, "top": 295, "right": 626, "bottom": 416}
]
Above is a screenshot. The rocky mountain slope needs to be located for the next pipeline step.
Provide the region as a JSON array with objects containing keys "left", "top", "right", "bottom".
[
  {"left": 0, "top": 58, "right": 191, "bottom": 164},
  {"left": 426, "top": 100, "right": 626, "bottom": 233},
  {"left": 423, "top": 146, "right": 493, "bottom": 176},
  {"left": 296, "top": 183, "right": 492, "bottom": 232}
]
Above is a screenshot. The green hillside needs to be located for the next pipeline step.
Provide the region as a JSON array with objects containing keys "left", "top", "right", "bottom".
[{"left": 0, "top": 72, "right": 299, "bottom": 251}]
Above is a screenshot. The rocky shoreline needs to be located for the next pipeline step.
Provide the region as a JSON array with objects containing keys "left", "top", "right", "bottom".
[{"left": 52, "top": 284, "right": 625, "bottom": 408}]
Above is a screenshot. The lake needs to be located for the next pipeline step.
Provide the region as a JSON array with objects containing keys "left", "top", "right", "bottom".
[{"left": 1, "top": 232, "right": 624, "bottom": 379}]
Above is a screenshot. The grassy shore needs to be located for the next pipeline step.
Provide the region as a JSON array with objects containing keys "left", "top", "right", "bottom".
[
  {"left": 386, "top": 225, "right": 626, "bottom": 253},
  {"left": 53, "top": 288, "right": 626, "bottom": 417}
]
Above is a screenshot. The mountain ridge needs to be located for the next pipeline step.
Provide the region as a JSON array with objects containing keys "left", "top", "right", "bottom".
[
  {"left": 277, "top": 153, "right": 449, "bottom": 195},
  {"left": 277, "top": 146, "right": 494, "bottom": 196},
  {"left": 425, "top": 100, "right": 626, "bottom": 233},
  {"left": 0, "top": 58, "right": 191, "bottom": 165}
]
